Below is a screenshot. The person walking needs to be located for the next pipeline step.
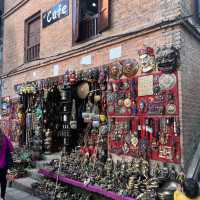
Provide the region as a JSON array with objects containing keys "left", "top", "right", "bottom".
[{"left": 0, "top": 128, "right": 13, "bottom": 200}]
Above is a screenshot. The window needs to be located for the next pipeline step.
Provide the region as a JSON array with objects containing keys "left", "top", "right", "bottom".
[
  {"left": 72, "top": 0, "right": 110, "bottom": 42},
  {"left": 25, "top": 12, "right": 41, "bottom": 62}
]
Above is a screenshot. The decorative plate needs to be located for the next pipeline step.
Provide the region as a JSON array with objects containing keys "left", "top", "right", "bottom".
[
  {"left": 166, "top": 104, "right": 176, "bottom": 114},
  {"left": 159, "top": 73, "right": 176, "bottom": 90}
]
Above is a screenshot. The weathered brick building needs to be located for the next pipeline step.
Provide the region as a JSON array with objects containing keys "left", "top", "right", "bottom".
[{"left": 1, "top": 0, "right": 200, "bottom": 171}]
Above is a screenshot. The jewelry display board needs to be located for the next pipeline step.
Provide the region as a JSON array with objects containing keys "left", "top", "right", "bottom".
[{"left": 108, "top": 72, "right": 180, "bottom": 164}]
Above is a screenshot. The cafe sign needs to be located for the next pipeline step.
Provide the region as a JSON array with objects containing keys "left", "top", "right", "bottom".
[{"left": 42, "top": 0, "right": 69, "bottom": 28}]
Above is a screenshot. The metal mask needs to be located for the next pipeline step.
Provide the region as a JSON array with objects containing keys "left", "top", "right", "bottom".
[
  {"left": 120, "top": 58, "right": 139, "bottom": 77},
  {"left": 109, "top": 62, "right": 123, "bottom": 79},
  {"left": 138, "top": 47, "right": 156, "bottom": 73},
  {"left": 156, "top": 46, "right": 180, "bottom": 73}
]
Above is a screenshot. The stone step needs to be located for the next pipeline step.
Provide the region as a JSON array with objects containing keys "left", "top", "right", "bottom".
[
  {"left": 33, "top": 160, "right": 50, "bottom": 169},
  {"left": 11, "top": 177, "right": 38, "bottom": 195},
  {"left": 43, "top": 152, "right": 61, "bottom": 161},
  {"left": 33, "top": 153, "right": 61, "bottom": 169},
  {"left": 27, "top": 168, "right": 43, "bottom": 181},
  {"left": 6, "top": 187, "right": 41, "bottom": 200}
]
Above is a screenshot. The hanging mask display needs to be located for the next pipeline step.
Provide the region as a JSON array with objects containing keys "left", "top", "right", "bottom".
[
  {"left": 13, "top": 43, "right": 183, "bottom": 195},
  {"left": 120, "top": 58, "right": 139, "bottom": 77},
  {"left": 156, "top": 46, "right": 180, "bottom": 73},
  {"left": 109, "top": 62, "right": 123, "bottom": 80},
  {"left": 138, "top": 47, "right": 156, "bottom": 73}
]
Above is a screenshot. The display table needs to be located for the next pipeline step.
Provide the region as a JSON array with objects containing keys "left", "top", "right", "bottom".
[{"left": 39, "top": 169, "right": 135, "bottom": 200}]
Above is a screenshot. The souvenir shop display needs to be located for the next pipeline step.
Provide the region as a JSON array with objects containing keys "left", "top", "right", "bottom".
[
  {"left": 10, "top": 147, "right": 32, "bottom": 178},
  {"left": 60, "top": 70, "right": 73, "bottom": 153},
  {"left": 38, "top": 150, "right": 185, "bottom": 200},
  {"left": 107, "top": 46, "right": 181, "bottom": 164},
  {"left": 12, "top": 45, "right": 182, "bottom": 200},
  {"left": 0, "top": 97, "right": 12, "bottom": 137},
  {"left": 0, "top": 96, "right": 11, "bottom": 117},
  {"left": 32, "top": 178, "right": 107, "bottom": 200},
  {"left": 16, "top": 103, "right": 26, "bottom": 145},
  {"left": 44, "top": 81, "right": 63, "bottom": 153},
  {"left": 9, "top": 99, "right": 21, "bottom": 143},
  {"left": 44, "top": 129, "right": 52, "bottom": 155},
  {"left": 32, "top": 94, "right": 44, "bottom": 157}
]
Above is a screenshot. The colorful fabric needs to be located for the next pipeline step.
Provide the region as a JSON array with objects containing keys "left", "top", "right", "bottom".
[
  {"left": 174, "top": 190, "right": 200, "bottom": 200},
  {"left": 0, "top": 136, "right": 13, "bottom": 169}
]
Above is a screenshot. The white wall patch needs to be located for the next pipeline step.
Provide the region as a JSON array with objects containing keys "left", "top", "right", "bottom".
[
  {"left": 109, "top": 46, "right": 122, "bottom": 60},
  {"left": 52, "top": 64, "right": 60, "bottom": 76},
  {"left": 80, "top": 55, "right": 92, "bottom": 65}
]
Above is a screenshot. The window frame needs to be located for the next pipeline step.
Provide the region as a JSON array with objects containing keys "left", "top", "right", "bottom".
[
  {"left": 72, "top": 0, "right": 110, "bottom": 44},
  {"left": 24, "top": 11, "right": 41, "bottom": 63}
]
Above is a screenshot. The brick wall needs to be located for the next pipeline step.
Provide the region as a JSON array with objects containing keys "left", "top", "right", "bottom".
[
  {"left": 180, "top": 28, "right": 200, "bottom": 171},
  {"left": 2, "top": 0, "right": 200, "bottom": 172},
  {"left": 2, "top": 26, "right": 182, "bottom": 96},
  {"left": 3, "top": 0, "right": 182, "bottom": 75},
  {"left": 4, "top": 0, "right": 23, "bottom": 13}
]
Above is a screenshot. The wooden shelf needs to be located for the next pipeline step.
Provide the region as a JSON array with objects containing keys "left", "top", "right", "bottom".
[{"left": 39, "top": 169, "right": 135, "bottom": 200}]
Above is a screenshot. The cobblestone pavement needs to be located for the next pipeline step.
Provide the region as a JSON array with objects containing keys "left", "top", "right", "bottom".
[{"left": 6, "top": 187, "right": 40, "bottom": 200}]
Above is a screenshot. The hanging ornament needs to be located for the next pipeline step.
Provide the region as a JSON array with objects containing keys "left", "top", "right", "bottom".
[{"left": 70, "top": 99, "right": 77, "bottom": 130}]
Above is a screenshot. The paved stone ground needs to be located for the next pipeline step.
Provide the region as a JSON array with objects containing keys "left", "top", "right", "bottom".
[{"left": 6, "top": 187, "right": 40, "bottom": 200}]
